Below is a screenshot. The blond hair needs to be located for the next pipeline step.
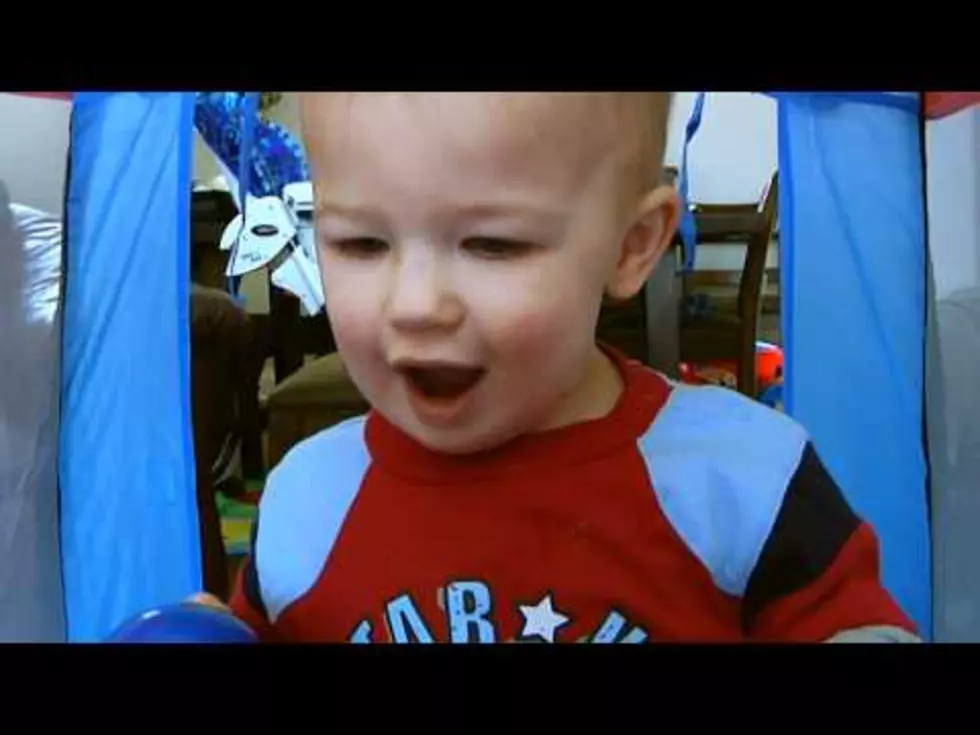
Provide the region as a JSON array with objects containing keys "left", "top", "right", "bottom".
[
  {"left": 298, "top": 92, "right": 672, "bottom": 204},
  {"left": 614, "top": 92, "right": 674, "bottom": 194},
  {"left": 479, "top": 92, "right": 673, "bottom": 199}
]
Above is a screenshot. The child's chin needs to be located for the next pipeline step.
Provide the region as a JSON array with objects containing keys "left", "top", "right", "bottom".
[{"left": 409, "top": 423, "right": 515, "bottom": 456}]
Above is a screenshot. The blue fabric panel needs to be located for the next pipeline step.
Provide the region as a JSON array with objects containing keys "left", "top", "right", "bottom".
[
  {"left": 60, "top": 92, "right": 199, "bottom": 642},
  {"left": 777, "top": 94, "right": 931, "bottom": 636},
  {"left": 767, "top": 92, "right": 918, "bottom": 114}
]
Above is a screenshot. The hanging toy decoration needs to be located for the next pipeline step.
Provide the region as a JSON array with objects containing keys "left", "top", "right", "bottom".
[{"left": 193, "top": 92, "right": 323, "bottom": 315}]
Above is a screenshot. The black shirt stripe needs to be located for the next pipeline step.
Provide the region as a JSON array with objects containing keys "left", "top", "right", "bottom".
[{"left": 742, "top": 442, "right": 861, "bottom": 628}]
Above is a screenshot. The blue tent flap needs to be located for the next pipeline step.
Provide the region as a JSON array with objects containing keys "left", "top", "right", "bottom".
[
  {"left": 777, "top": 93, "right": 931, "bottom": 636},
  {"left": 59, "top": 92, "right": 200, "bottom": 642}
]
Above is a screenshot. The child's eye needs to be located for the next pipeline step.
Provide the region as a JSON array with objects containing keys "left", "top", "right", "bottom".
[
  {"left": 462, "top": 237, "right": 534, "bottom": 260},
  {"left": 331, "top": 237, "right": 389, "bottom": 258}
]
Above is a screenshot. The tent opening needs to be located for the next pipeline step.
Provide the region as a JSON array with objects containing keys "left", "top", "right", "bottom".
[{"left": 0, "top": 91, "right": 71, "bottom": 642}]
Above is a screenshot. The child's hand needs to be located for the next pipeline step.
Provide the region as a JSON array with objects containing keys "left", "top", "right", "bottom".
[{"left": 187, "top": 592, "right": 231, "bottom": 613}]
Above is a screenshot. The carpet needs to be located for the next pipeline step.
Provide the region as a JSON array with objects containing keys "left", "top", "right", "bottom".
[{"left": 218, "top": 480, "right": 262, "bottom": 556}]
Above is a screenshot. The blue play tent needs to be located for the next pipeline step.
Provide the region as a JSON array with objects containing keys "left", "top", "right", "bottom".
[
  {"left": 0, "top": 91, "right": 953, "bottom": 642},
  {"left": 679, "top": 92, "right": 932, "bottom": 638}
]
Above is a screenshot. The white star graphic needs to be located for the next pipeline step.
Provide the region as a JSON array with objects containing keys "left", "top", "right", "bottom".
[{"left": 518, "top": 594, "right": 570, "bottom": 643}]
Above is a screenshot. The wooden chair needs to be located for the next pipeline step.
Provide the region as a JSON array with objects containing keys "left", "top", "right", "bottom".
[{"left": 678, "top": 172, "right": 779, "bottom": 397}]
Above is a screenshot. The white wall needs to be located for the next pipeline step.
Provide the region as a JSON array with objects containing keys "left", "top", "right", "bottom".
[
  {"left": 210, "top": 93, "right": 778, "bottom": 311},
  {"left": 0, "top": 94, "right": 70, "bottom": 216},
  {"left": 0, "top": 91, "right": 296, "bottom": 315},
  {"left": 665, "top": 93, "right": 980, "bottom": 300},
  {"left": 1, "top": 91, "right": 780, "bottom": 308},
  {"left": 0, "top": 90, "right": 778, "bottom": 216},
  {"left": 926, "top": 108, "right": 980, "bottom": 299},
  {"left": 202, "top": 92, "right": 778, "bottom": 205},
  {"left": 666, "top": 92, "right": 777, "bottom": 204}
]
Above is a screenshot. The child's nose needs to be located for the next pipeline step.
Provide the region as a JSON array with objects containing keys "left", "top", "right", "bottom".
[{"left": 385, "top": 253, "right": 464, "bottom": 333}]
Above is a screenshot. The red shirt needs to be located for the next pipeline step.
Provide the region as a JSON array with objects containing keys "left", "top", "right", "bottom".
[{"left": 230, "top": 349, "right": 915, "bottom": 643}]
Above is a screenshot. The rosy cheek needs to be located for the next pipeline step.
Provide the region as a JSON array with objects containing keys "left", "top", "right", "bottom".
[
  {"left": 327, "top": 307, "right": 367, "bottom": 348},
  {"left": 478, "top": 292, "right": 584, "bottom": 358},
  {"left": 322, "top": 275, "right": 377, "bottom": 350}
]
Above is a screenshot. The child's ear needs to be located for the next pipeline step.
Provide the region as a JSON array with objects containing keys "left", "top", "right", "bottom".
[{"left": 605, "top": 185, "right": 682, "bottom": 301}]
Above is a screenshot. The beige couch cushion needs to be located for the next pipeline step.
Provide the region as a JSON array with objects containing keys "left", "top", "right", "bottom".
[
  {"left": 265, "top": 352, "right": 365, "bottom": 410},
  {"left": 264, "top": 352, "right": 370, "bottom": 467}
]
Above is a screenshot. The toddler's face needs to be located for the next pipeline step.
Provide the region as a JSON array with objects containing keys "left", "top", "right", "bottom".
[{"left": 301, "top": 93, "right": 675, "bottom": 454}]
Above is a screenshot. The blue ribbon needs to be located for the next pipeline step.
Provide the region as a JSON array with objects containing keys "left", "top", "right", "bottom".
[
  {"left": 677, "top": 92, "right": 706, "bottom": 271},
  {"left": 228, "top": 91, "right": 259, "bottom": 300}
]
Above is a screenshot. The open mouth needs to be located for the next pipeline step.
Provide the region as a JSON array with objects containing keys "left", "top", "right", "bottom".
[{"left": 398, "top": 364, "right": 487, "bottom": 402}]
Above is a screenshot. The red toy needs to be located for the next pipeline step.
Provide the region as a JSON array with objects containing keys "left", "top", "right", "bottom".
[{"left": 679, "top": 341, "right": 784, "bottom": 399}]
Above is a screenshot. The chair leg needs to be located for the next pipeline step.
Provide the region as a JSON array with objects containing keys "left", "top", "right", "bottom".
[
  {"left": 737, "top": 338, "right": 757, "bottom": 398},
  {"left": 196, "top": 470, "right": 230, "bottom": 601}
]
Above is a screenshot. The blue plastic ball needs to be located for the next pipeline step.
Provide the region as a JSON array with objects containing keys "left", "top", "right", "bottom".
[{"left": 105, "top": 603, "right": 258, "bottom": 644}]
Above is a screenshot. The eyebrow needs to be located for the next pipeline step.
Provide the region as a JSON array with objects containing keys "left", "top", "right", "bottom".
[
  {"left": 315, "top": 201, "right": 378, "bottom": 222},
  {"left": 315, "top": 200, "right": 566, "bottom": 226},
  {"left": 453, "top": 202, "right": 565, "bottom": 223}
]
